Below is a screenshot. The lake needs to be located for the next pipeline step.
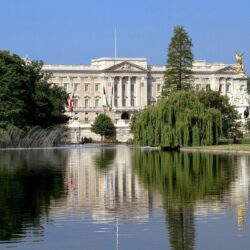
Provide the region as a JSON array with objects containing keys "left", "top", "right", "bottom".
[{"left": 0, "top": 145, "right": 249, "bottom": 250}]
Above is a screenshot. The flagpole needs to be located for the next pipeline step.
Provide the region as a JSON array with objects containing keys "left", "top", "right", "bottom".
[
  {"left": 115, "top": 27, "right": 117, "bottom": 60},
  {"left": 116, "top": 216, "right": 119, "bottom": 250}
]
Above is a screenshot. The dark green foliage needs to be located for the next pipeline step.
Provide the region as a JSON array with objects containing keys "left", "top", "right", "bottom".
[
  {"left": 91, "top": 113, "right": 115, "bottom": 138},
  {"left": 133, "top": 151, "right": 236, "bottom": 250},
  {"left": 93, "top": 149, "right": 115, "bottom": 171},
  {"left": 197, "top": 90, "right": 241, "bottom": 138},
  {"left": 0, "top": 150, "right": 67, "bottom": 240},
  {"left": 245, "top": 119, "right": 250, "bottom": 132},
  {"left": 133, "top": 151, "right": 236, "bottom": 207},
  {"left": 244, "top": 106, "right": 249, "bottom": 119},
  {"left": 0, "top": 51, "right": 69, "bottom": 129},
  {"left": 163, "top": 26, "right": 194, "bottom": 96},
  {"left": 132, "top": 91, "right": 222, "bottom": 147}
]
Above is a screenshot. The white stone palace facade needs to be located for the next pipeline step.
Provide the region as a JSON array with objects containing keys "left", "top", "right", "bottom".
[{"left": 42, "top": 57, "right": 249, "bottom": 142}]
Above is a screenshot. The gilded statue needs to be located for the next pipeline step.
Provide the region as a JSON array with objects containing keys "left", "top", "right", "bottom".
[{"left": 235, "top": 51, "right": 245, "bottom": 75}]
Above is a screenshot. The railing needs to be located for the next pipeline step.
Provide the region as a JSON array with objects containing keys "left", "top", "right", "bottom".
[{"left": 66, "top": 106, "right": 142, "bottom": 112}]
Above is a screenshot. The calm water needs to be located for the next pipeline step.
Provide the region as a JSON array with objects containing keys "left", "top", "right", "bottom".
[{"left": 0, "top": 145, "right": 250, "bottom": 250}]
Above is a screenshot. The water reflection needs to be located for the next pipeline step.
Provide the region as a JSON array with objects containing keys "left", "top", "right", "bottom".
[
  {"left": 63, "top": 146, "right": 156, "bottom": 223},
  {"left": 0, "top": 146, "right": 250, "bottom": 249},
  {"left": 133, "top": 151, "right": 248, "bottom": 250},
  {"left": 0, "top": 149, "right": 68, "bottom": 242}
]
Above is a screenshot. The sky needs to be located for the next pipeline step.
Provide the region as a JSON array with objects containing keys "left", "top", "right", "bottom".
[{"left": 0, "top": 0, "right": 250, "bottom": 72}]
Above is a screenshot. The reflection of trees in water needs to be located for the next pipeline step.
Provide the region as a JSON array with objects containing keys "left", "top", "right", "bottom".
[
  {"left": 0, "top": 150, "right": 68, "bottom": 241},
  {"left": 93, "top": 149, "right": 116, "bottom": 171},
  {"left": 133, "top": 152, "right": 236, "bottom": 250}
]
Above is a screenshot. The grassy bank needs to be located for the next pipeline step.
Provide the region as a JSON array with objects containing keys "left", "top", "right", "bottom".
[{"left": 181, "top": 144, "right": 250, "bottom": 154}]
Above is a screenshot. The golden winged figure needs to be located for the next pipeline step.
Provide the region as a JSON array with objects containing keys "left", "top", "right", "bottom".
[{"left": 235, "top": 51, "right": 245, "bottom": 74}]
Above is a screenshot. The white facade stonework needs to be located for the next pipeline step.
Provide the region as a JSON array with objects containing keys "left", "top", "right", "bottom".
[{"left": 42, "top": 58, "right": 249, "bottom": 143}]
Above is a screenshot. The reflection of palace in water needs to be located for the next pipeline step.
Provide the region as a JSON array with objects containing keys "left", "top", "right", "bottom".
[
  {"left": 54, "top": 146, "right": 250, "bottom": 231},
  {"left": 195, "top": 155, "right": 250, "bottom": 230},
  {"left": 231, "top": 156, "right": 250, "bottom": 229},
  {"left": 63, "top": 145, "right": 161, "bottom": 223}
]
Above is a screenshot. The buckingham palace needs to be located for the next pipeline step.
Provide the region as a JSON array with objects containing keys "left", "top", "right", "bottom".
[{"left": 42, "top": 56, "right": 249, "bottom": 142}]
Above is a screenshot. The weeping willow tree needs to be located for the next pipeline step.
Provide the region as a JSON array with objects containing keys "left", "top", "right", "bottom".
[
  {"left": 133, "top": 152, "right": 236, "bottom": 205},
  {"left": 132, "top": 91, "right": 222, "bottom": 147},
  {"left": 132, "top": 151, "right": 236, "bottom": 250}
]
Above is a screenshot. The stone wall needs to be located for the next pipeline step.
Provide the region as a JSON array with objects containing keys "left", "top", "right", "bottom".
[{"left": 68, "top": 120, "right": 133, "bottom": 143}]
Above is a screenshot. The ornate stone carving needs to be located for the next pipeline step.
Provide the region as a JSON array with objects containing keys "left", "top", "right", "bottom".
[
  {"left": 121, "top": 63, "right": 131, "bottom": 70},
  {"left": 235, "top": 52, "right": 245, "bottom": 75}
]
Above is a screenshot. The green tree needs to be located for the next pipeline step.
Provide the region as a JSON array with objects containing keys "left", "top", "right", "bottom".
[
  {"left": 91, "top": 113, "right": 115, "bottom": 140},
  {"left": 132, "top": 91, "right": 222, "bottom": 147},
  {"left": 244, "top": 107, "right": 249, "bottom": 119},
  {"left": 163, "top": 26, "right": 194, "bottom": 96},
  {"left": 0, "top": 51, "right": 69, "bottom": 129},
  {"left": 197, "top": 90, "right": 241, "bottom": 138},
  {"left": 245, "top": 119, "right": 250, "bottom": 133},
  {"left": 93, "top": 149, "right": 115, "bottom": 171}
]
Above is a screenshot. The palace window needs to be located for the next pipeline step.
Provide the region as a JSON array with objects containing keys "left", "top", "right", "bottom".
[
  {"left": 219, "top": 83, "right": 223, "bottom": 93},
  {"left": 85, "top": 84, "right": 89, "bottom": 92},
  {"left": 84, "top": 98, "right": 89, "bottom": 108},
  {"left": 122, "top": 99, "right": 126, "bottom": 107},
  {"left": 206, "top": 84, "right": 211, "bottom": 92},
  {"left": 74, "top": 99, "right": 78, "bottom": 108},
  {"left": 114, "top": 84, "right": 118, "bottom": 98},
  {"left": 157, "top": 84, "right": 161, "bottom": 92},
  {"left": 64, "top": 83, "right": 69, "bottom": 92},
  {"left": 95, "top": 98, "right": 99, "bottom": 108},
  {"left": 131, "top": 84, "right": 134, "bottom": 94},
  {"left": 114, "top": 99, "right": 118, "bottom": 107},
  {"left": 95, "top": 84, "right": 100, "bottom": 92},
  {"left": 131, "top": 98, "right": 135, "bottom": 107},
  {"left": 74, "top": 83, "right": 79, "bottom": 92},
  {"left": 226, "top": 83, "right": 231, "bottom": 93},
  {"left": 122, "top": 84, "right": 126, "bottom": 97}
]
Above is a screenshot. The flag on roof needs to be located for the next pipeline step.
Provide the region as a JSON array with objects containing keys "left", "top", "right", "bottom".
[{"left": 69, "top": 92, "right": 74, "bottom": 112}]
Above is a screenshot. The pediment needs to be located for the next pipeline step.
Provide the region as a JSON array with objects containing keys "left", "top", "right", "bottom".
[
  {"left": 216, "top": 66, "right": 236, "bottom": 74},
  {"left": 104, "top": 61, "right": 148, "bottom": 73}
]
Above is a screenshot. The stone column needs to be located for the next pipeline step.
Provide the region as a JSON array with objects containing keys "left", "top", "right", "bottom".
[
  {"left": 127, "top": 77, "right": 131, "bottom": 108},
  {"left": 135, "top": 77, "right": 141, "bottom": 107},
  {"left": 91, "top": 77, "right": 95, "bottom": 108},
  {"left": 118, "top": 77, "right": 122, "bottom": 107},
  {"left": 69, "top": 77, "right": 73, "bottom": 93},
  {"left": 110, "top": 77, "right": 115, "bottom": 109},
  {"left": 140, "top": 76, "right": 147, "bottom": 107},
  {"left": 223, "top": 79, "right": 227, "bottom": 96},
  {"left": 210, "top": 76, "right": 217, "bottom": 91},
  {"left": 105, "top": 77, "right": 109, "bottom": 108}
]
